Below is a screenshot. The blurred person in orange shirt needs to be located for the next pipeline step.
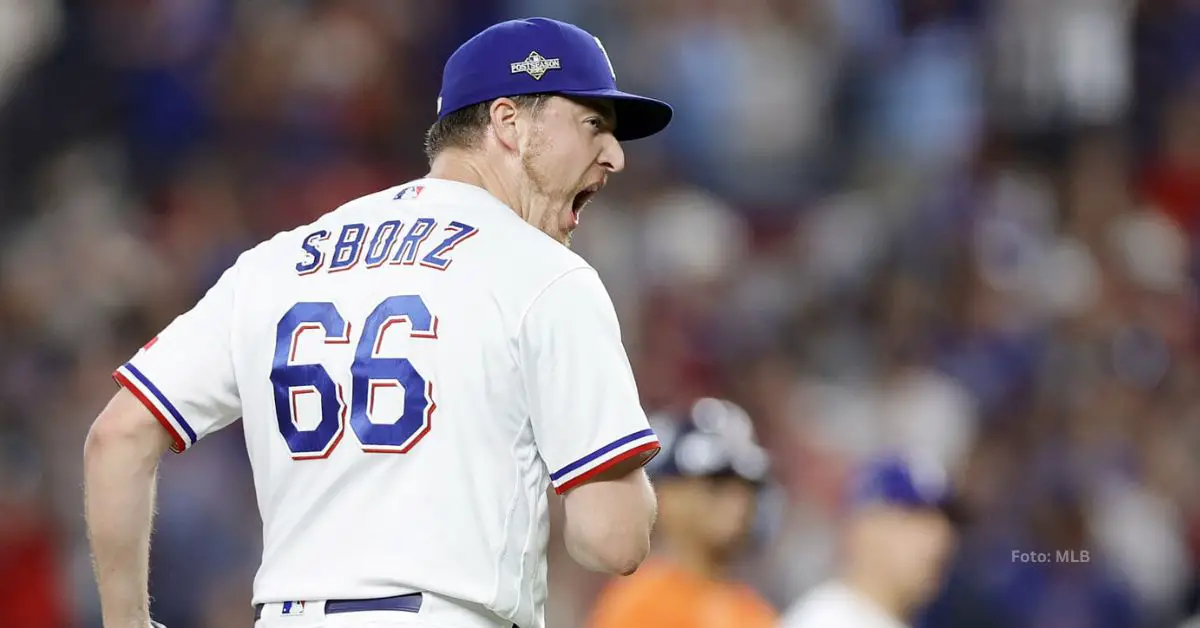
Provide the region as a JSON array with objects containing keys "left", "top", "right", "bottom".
[{"left": 587, "top": 398, "right": 778, "bottom": 628}]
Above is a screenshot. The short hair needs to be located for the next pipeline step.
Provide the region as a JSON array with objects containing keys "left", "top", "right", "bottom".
[{"left": 424, "top": 94, "right": 549, "bottom": 163}]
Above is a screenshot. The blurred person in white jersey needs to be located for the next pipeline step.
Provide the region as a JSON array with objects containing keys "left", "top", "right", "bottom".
[
  {"left": 779, "top": 455, "right": 961, "bottom": 628},
  {"left": 83, "top": 16, "right": 672, "bottom": 628}
]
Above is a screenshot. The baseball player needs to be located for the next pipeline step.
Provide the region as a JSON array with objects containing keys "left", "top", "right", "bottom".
[
  {"left": 587, "top": 398, "right": 778, "bottom": 628},
  {"left": 779, "top": 455, "right": 961, "bottom": 628},
  {"left": 83, "top": 17, "right": 672, "bottom": 628}
]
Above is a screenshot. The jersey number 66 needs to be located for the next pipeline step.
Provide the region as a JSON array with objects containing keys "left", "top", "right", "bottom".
[{"left": 270, "top": 295, "right": 437, "bottom": 460}]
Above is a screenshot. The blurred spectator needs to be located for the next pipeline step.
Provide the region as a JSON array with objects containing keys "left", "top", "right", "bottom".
[
  {"left": 0, "top": 422, "right": 71, "bottom": 628},
  {"left": 1143, "top": 85, "right": 1200, "bottom": 238},
  {"left": 991, "top": 0, "right": 1132, "bottom": 134},
  {"left": 0, "top": 0, "right": 60, "bottom": 103},
  {"left": 587, "top": 399, "right": 776, "bottom": 628},
  {"left": 780, "top": 455, "right": 961, "bottom": 628}
]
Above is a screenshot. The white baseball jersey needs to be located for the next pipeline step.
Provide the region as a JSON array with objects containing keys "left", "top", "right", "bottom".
[
  {"left": 112, "top": 178, "right": 661, "bottom": 628},
  {"left": 780, "top": 581, "right": 909, "bottom": 628}
]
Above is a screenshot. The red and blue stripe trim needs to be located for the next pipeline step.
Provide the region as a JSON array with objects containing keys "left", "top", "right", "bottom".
[
  {"left": 112, "top": 362, "right": 197, "bottom": 453},
  {"left": 550, "top": 429, "right": 660, "bottom": 494}
]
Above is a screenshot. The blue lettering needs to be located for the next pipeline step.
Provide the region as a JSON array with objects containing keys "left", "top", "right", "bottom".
[
  {"left": 390, "top": 218, "right": 437, "bottom": 266},
  {"left": 299, "top": 218, "right": 479, "bottom": 276},
  {"left": 329, "top": 223, "right": 369, "bottom": 272},
  {"left": 295, "top": 230, "right": 330, "bottom": 275},
  {"left": 420, "top": 222, "right": 479, "bottom": 271},
  {"left": 365, "top": 220, "right": 404, "bottom": 268}
]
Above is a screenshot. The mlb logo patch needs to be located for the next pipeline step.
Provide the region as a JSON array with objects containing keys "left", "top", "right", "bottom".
[
  {"left": 281, "top": 601, "right": 306, "bottom": 616},
  {"left": 394, "top": 185, "right": 424, "bottom": 200}
]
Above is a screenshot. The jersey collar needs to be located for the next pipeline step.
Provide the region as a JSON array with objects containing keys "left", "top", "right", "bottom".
[{"left": 398, "top": 177, "right": 509, "bottom": 210}]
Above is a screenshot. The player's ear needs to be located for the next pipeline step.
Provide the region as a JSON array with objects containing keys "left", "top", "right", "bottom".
[{"left": 489, "top": 97, "right": 521, "bottom": 151}]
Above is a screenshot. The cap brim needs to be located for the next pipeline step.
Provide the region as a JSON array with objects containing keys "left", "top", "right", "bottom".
[
  {"left": 856, "top": 497, "right": 970, "bottom": 527},
  {"left": 558, "top": 88, "right": 673, "bottom": 141}
]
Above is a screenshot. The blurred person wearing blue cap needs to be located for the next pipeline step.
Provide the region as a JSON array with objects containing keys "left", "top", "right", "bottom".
[
  {"left": 84, "top": 17, "right": 671, "bottom": 628},
  {"left": 779, "top": 455, "right": 961, "bottom": 628},
  {"left": 587, "top": 398, "right": 779, "bottom": 628}
]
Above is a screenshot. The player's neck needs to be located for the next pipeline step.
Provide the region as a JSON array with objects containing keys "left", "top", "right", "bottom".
[{"left": 427, "top": 153, "right": 523, "bottom": 218}]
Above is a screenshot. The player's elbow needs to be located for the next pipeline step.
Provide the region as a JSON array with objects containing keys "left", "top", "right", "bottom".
[
  {"left": 567, "top": 513, "right": 653, "bottom": 576},
  {"left": 85, "top": 389, "right": 174, "bottom": 468},
  {"left": 606, "top": 549, "right": 649, "bottom": 578},
  {"left": 85, "top": 415, "right": 134, "bottom": 487},
  {"left": 562, "top": 468, "right": 657, "bottom": 576},
  {"left": 85, "top": 409, "right": 130, "bottom": 462},
  {"left": 86, "top": 407, "right": 136, "bottom": 456},
  {"left": 612, "top": 540, "right": 652, "bottom": 576}
]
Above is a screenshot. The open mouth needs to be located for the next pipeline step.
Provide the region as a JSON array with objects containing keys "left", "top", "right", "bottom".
[{"left": 572, "top": 183, "right": 602, "bottom": 215}]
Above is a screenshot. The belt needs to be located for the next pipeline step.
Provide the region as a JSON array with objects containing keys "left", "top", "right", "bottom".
[{"left": 254, "top": 592, "right": 422, "bottom": 620}]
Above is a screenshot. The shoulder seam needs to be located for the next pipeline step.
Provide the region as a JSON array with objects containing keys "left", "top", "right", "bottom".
[{"left": 514, "top": 265, "right": 596, "bottom": 338}]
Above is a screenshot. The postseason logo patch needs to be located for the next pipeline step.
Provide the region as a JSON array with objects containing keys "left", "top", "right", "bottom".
[{"left": 511, "top": 51, "right": 561, "bottom": 80}]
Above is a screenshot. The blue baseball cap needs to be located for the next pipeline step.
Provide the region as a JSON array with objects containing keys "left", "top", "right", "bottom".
[
  {"left": 849, "top": 454, "right": 968, "bottom": 523},
  {"left": 436, "top": 17, "right": 673, "bottom": 141},
  {"left": 646, "top": 398, "right": 771, "bottom": 484}
]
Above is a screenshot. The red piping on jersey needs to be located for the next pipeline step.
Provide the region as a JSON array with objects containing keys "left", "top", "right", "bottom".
[
  {"left": 112, "top": 370, "right": 187, "bottom": 454},
  {"left": 554, "top": 441, "right": 661, "bottom": 495}
]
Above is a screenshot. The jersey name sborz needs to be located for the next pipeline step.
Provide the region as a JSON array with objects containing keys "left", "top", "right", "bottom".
[{"left": 295, "top": 218, "right": 479, "bottom": 276}]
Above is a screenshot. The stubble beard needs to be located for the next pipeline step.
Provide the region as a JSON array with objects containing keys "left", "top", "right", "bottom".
[{"left": 520, "top": 133, "right": 573, "bottom": 247}]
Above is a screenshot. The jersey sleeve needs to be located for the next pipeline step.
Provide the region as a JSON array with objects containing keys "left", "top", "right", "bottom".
[
  {"left": 519, "top": 267, "right": 660, "bottom": 495},
  {"left": 112, "top": 264, "right": 242, "bottom": 453}
]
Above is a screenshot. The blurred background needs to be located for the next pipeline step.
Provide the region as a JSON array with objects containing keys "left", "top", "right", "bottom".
[{"left": 2, "top": 0, "right": 1200, "bottom": 626}]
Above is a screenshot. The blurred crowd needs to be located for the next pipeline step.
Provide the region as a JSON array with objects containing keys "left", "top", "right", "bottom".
[{"left": 3, "top": 0, "right": 1200, "bottom": 627}]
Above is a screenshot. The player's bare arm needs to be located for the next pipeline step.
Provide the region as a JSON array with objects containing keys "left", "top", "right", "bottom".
[
  {"left": 561, "top": 453, "right": 658, "bottom": 575},
  {"left": 84, "top": 387, "right": 174, "bottom": 628}
]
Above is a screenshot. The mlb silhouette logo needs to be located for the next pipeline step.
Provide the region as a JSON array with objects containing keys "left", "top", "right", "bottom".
[
  {"left": 281, "top": 601, "right": 306, "bottom": 616},
  {"left": 394, "top": 185, "right": 424, "bottom": 201}
]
